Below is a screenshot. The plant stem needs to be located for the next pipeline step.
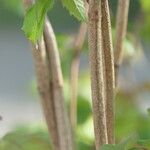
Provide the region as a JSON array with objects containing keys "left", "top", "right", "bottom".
[
  {"left": 70, "top": 1, "right": 88, "bottom": 131},
  {"left": 23, "top": 0, "right": 60, "bottom": 149},
  {"left": 70, "top": 22, "right": 87, "bottom": 130},
  {"left": 32, "top": 37, "right": 60, "bottom": 150},
  {"left": 114, "top": 0, "right": 130, "bottom": 86},
  {"left": 88, "top": 0, "right": 108, "bottom": 149},
  {"left": 23, "top": 0, "right": 74, "bottom": 149},
  {"left": 44, "top": 19, "right": 74, "bottom": 150},
  {"left": 88, "top": 0, "right": 115, "bottom": 148},
  {"left": 101, "top": 0, "right": 115, "bottom": 144}
]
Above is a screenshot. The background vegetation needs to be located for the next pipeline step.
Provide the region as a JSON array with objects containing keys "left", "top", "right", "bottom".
[{"left": 0, "top": 0, "right": 150, "bottom": 149}]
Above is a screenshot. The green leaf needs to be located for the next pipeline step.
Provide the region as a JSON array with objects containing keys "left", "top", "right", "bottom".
[
  {"left": 61, "top": 0, "right": 86, "bottom": 21},
  {"left": 22, "top": 0, "right": 54, "bottom": 43},
  {"left": 101, "top": 135, "right": 137, "bottom": 150}
]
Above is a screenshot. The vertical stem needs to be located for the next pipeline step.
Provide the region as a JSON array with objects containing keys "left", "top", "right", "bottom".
[
  {"left": 31, "top": 40, "right": 60, "bottom": 150},
  {"left": 44, "top": 19, "right": 74, "bottom": 150},
  {"left": 114, "top": 0, "right": 130, "bottom": 86},
  {"left": 23, "top": 1, "right": 60, "bottom": 149},
  {"left": 88, "top": 0, "right": 108, "bottom": 149},
  {"left": 101, "top": 0, "right": 115, "bottom": 144},
  {"left": 70, "top": 22, "right": 87, "bottom": 130},
  {"left": 23, "top": 1, "right": 74, "bottom": 149},
  {"left": 70, "top": 1, "right": 89, "bottom": 130}
]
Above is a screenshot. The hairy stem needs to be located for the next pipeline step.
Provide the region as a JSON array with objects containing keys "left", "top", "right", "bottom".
[
  {"left": 88, "top": 0, "right": 108, "bottom": 149},
  {"left": 114, "top": 0, "right": 130, "bottom": 86},
  {"left": 88, "top": 0, "right": 115, "bottom": 148},
  {"left": 101, "top": 0, "right": 115, "bottom": 144}
]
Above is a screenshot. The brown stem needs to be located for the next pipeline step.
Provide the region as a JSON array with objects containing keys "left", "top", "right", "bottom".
[
  {"left": 23, "top": 0, "right": 60, "bottom": 149},
  {"left": 23, "top": 0, "right": 74, "bottom": 149},
  {"left": 114, "top": 0, "right": 130, "bottom": 86},
  {"left": 88, "top": 0, "right": 108, "bottom": 149},
  {"left": 70, "top": 22, "right": 87, "bottom": 130},
  {"left": 31, "top": 40, "right": 60, "bottom": 150},
  {"left": 70, "top": 1, "right": 89, "bottom": 131},
  {"left": 44, "top": 19, "right": 74, "bottom": 150},
  {"left": 101, "top": 0, "right": 115, "bottom": 144}
]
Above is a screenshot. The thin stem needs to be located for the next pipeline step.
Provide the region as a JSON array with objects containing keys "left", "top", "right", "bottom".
[
  {"left": 70, "top": 1, "right": 88, "bottom": 130},
  {"left": 23, "top": 0, "right": 60, "bottom": 149},
  {"left": 101, "top": 0, "right": 115, "bottom": 144},
  {"left": 70, "top": 22, "right": 87, "bottom": 130},
  {"left": 114, "top": 0, "right": 130, "bottom": 86},
  {"left": 31, "top": 40, "right": 60, "bottom": 150},
  {"left": 44, "top": 19, "right": 74, "bottom": 150},
  {"left": 88, "top": 0, "right": 108, "bottom": 149},
  {"left": 23, "top": 0, "right": 74, "bottom": 149}
]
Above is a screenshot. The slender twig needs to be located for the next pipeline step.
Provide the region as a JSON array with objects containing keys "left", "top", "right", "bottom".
[
  {"left": 70, "top": 1, "right": 88, "bottom": 130},
  {"left": 23, "top": 1, "right": 59, "bottom": 149},
  {"left": 23, "top": 1, "right": 74, "bottom": 150},
  {"left": 44, "top": 19, "right": 74, "bottom": 150},
  {"left": 31, "top": 40, "right": 60, "bottom": 150},
  {"left": 114, "top": 0, "right": 130, "bottom": 86},
  {"left": 70, "top": 22, "right": 87, "bottom": 130},
  {"left": 101, "top": 0, "right": 115, "bottom": 144},
  {"left": 88, "top": 0, "right": 108, "bottom": 149}
]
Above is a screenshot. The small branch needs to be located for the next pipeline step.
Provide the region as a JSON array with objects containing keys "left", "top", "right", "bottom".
[
  {"left": 70, "top": 22, "right": 87, "bottom": 130},
  {"left": 114, "top": 0, "right": 130, "bottom": 86},
  {"left": 70, "top": 1, "right": 88, "bottom": 130},
  {"left": 23, "top": 0, "right": 74, "bottom": 150},
  {"left": 23, "top": 1, "right": 59, "bottom": 149},
  {"left": 44, "top": 19, "right": 74, "bottom": 150},
  {"left": 101, "top": 0, "right": 115, "bottom": 144},
  {"left": 31, "top": 40, "right": 60, "bottom": 150},
  {"left": 88, "top": 0, "right": 108, "bottom": 149}
]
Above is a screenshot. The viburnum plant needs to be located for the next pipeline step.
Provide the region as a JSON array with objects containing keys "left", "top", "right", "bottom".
[{"left": 21, "top": 0, "right": 149, "bottom": 150}]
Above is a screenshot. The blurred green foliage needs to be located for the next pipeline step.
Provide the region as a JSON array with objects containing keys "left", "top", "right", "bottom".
[
  {"left": 0, "top": 0, "right": 150, "bottom": 41},
  {"left": 0, "top": 0, "right": 150, "bottom": 150}
]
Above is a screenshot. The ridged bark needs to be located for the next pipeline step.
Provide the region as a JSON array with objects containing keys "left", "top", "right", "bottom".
[{"left": 114, "top": 0, "right": 130, "bottom": 86}]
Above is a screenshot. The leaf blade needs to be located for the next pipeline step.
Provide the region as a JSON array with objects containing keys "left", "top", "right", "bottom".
[
  {"left": 22, "top": 0, "right": 54, "bottom": 43},
  {"left": 61, "top": 0, "right": 86, "bottom": 21}
]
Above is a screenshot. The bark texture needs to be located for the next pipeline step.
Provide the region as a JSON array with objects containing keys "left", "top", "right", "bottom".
[
  {"left": 88, "top": 0, "right": 115, "bottom": 149},
  {"left": 88, "top": 0, "right": 108, "bottom": 149},
  {"left": 114, "top": 0, "right": 130, "bottom": 86},
  {"left": 101, "top": 0, "right": 115, "bottom": 144}
]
